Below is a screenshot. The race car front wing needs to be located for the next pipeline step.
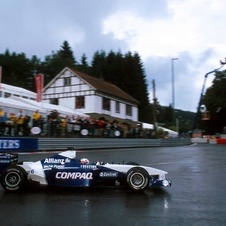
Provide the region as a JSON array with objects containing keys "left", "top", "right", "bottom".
[{"left": 150, "top": 178, "right": 172, "bottom": 187}]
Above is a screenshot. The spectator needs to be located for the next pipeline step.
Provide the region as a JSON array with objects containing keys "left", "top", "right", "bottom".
[
  {"left": 87, "top": 117, "right": 96, "bottom": 136},
  {"left": 16, "top": 109, "right": 25, "bottom": 135},
  {"left": 32, "top": 110, "right": 42, "bottom": 127},
  {"left": 133, "top": 124, "right": 141, "bottom": 138},
  {"left": 104, "top": 120, "right": 111, "bottom": 137},
  {"left": 8, "top": 113, "right": 17, "bottom": 136},
  {"left": 60, "top": 116, "right": 67, "bottom": 136},
  {"left": 0, "top": 108, "right": 5, "bottom": 135},
  {"left": 0, "top": 112, "right": 8, "bottom": 135},
  {"left": 23, "top": 115, "right": 31, "bottom": 136},
  {"left": 97, "top": 118, "right": 105, "bottom": 136},
  {"left": 48, "top": 110, "right": 59, "bottom": 136}
]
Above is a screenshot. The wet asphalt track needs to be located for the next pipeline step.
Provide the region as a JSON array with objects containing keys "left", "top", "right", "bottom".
[{"left": 0, "top": 144, "right": 226, "bottom": 226}]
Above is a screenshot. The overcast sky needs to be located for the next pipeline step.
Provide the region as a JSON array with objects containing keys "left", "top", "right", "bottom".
[{"left": 1, "top": 0, "right": 226, "bottom": 112}]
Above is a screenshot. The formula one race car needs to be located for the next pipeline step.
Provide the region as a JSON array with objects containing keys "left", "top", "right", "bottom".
[{"left": 0, "top": 148, "right": 171, "bottom": 192}]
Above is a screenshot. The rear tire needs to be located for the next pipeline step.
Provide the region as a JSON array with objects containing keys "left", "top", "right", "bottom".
[
  {"left": 126, "top": 167, "right": 149, "bottom": 192},
  {"left": 0, "top": 166, "right": 28, "bottom": 191}
]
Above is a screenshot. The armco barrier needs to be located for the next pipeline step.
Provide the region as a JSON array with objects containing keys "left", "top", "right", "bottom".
[
  {"left": 209, "top": 139, "right": 217, "bottom": 144},
  {"left": 0, "top": 137, "right": 191, "bottom": 152},
  {"left": 38, "top": 138, "right": 191, "bottom": 151},
  {"left": 191, "top": 138, "right": 208, "bottom": 143}
]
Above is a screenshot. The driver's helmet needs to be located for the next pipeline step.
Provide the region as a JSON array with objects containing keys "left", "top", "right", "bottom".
[{"left": 80, "top": 158, "right": 90, "bottom": 164}]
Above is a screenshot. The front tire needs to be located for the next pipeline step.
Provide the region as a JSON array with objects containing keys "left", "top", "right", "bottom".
[
  {"left": 126, "top": 167, "right": 149, "bottom": 192},
  {"left": 0, "top": 166, "right": 28, "bottom": 191}
]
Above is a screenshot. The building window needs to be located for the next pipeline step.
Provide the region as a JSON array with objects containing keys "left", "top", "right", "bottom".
[
  {"left": 5, "top": 92, "right": 11, "bottom": 98},
  {"left": 126, "top": 104, "right": 132, "bottom": 116},
  {"left": 50, "top": 98, "right": 59, "bottom": 105},
  {"left": 115, "top": 101, "right": 120, "bottom": 113},
  {"left": 76, "top": 96, "right": 85, "bottom": 109},
  {"left": 64, "top": 77, "right": 71, "bottom": 86},
  {"left": 102, "top": 97, "right": 110, "bottom": 111}
]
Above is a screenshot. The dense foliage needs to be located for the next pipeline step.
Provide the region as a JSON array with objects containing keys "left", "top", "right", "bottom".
[
  {"left": 202, "top": 70, "right": 226, "bottom": 133},
  {"left": 203, "top": 71, "right": 226, "bottom": 112},
  {"left": 0, "top": 41, "right": 194, "bottom": 133}
]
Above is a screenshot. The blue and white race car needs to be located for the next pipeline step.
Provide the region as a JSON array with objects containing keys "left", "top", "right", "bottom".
[{"left": 0, "top": 148, "right": 171, "bottom": 192}]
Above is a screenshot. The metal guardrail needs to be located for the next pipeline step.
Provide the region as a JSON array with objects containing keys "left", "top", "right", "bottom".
[{"left": 38, "top": 138, "right": 191, "bottom": 151}]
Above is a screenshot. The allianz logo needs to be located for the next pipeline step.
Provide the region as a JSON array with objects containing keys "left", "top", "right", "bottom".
[{"left": 44, "top": 158, "right": 71, "bottom": 164}]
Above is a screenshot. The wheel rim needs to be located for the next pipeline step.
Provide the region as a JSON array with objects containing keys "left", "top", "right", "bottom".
[
  {"left": 5, "top": 172, "right": 21, "bottom": 188},
  {"left": 130, "top": 172, "right": 145, "bottom": 188}
]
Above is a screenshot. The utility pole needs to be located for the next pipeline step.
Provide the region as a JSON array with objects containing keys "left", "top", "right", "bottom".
[
  {"left": 152, "top": 79, "right": 157, "bottom": 137},
  {"left": 171, "top": 58, "right": 178, "bottom": 125}
]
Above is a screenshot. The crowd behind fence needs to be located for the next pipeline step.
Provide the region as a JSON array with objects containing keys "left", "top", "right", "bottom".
[{"left": 0, "top": 108, "right": 160, "bottom": 139}]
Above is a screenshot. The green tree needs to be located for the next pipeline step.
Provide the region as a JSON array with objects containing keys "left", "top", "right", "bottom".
[
  {"left": 202, "top": 70, "right": 226, "bottom": 133},
  {"left": 123, "top": 52, "right": 151, "bottom": 122},
  {"left": 58, "top": 40, "right": 76, "bottom": 65},
  {"left": 160, "top": 104, "right": 173, "bottom": 127},
  {"left": 29, "top": 55, "right": 42, "bottom": 91},
  {"left": 41, "top": 52, "right": 63, "bottom": 85},
  {"left": 203, "top": 70, "right": 226, "bottom": 113},
  {"left": 77, "top": 53, "right": 90, "bottom": 74},
  {"left": 41, "top": 41, "right": 77, "bottom": 85},
  {"left": 90, "top": 50, "right": 106, "bottom": 79},
  {"left": 0, "top": 50, "right": 33, "bottom": 90}
]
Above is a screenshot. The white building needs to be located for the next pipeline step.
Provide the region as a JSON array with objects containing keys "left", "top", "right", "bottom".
[
  {"left": 0, "top": 83, "right": 36, "bottom": 100},
  {"left": 0, "top": 83, "right": 38, "bottom": 116},
  {"left": 43, "top": 67, "right": 139, "bottom": 122},
  {"left": 0, "top": 83, "right": 87, "bottom": 117}
]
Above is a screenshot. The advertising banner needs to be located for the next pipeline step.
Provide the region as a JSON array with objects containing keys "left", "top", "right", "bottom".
[
  {"left": 35, "top": 74, "right": 43, "bottom": 102},
  {"left": 0, "top": 138, "right": 38, "bottom": 152}
]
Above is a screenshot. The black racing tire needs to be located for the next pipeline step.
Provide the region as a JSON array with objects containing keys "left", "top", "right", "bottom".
[
  {"left": 0, "top": 165, "right": 28, "bottom": 192},
  {"left": 126, "top": 167, "right": 149, "bottom": 192}
]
